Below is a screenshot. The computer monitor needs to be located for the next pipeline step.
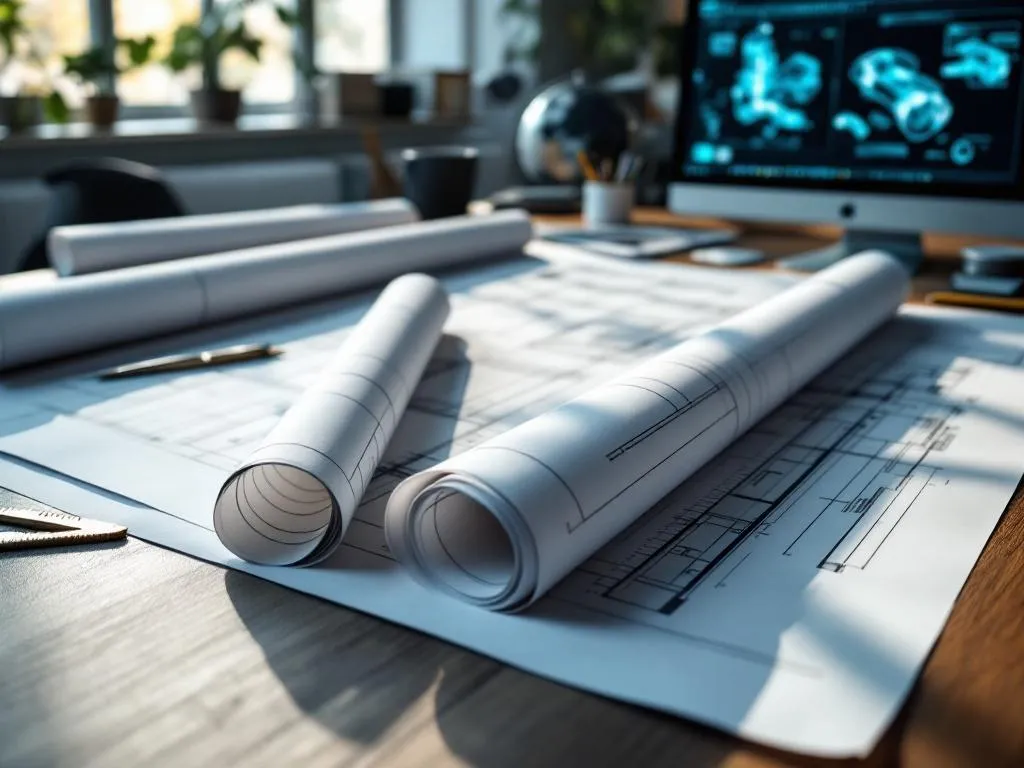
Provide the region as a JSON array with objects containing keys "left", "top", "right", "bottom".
[{"left": 669, "top": 0, "right": 1024, "bottom": 269}]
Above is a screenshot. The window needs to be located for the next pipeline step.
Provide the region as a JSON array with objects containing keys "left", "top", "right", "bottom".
[
  {"left": 114, "top": 0, "right": 201, "bottom": 105},
  {"left": 401, "top": 0, "right": 465, "bottom": 69},
  {"left": 1, "top": 0, "right": 394, "bottom": 115},
  {"left": 316, "top": 0, "right": 389, "bottom": 73},
  {"left": 215, "top": 0, "right": 295, "bottom": 104},
  {"left": 0, "top": 0, "right": 90, "bottom": 99}
]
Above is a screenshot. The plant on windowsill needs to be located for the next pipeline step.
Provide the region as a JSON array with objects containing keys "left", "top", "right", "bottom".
[
  {"left": 262, "top": 3, "right": 324, "bottom": 124},
  {"left": 0, "top": 0, "right": 67, "bottom": 132},
  {"left": 62, "top": 37, "right": 156, "bottom": 129},
  {"left": 270, "top": 3, "right": 321, "bottom": 123},
  {"left": 501, "top": 0, "right": 654, "bottom": 78},
  {"left": 165, "top": 0, "right": 264, "bottom": 126}
]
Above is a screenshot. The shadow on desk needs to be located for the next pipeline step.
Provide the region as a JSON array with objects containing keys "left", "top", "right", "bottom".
[
  {"left": 214, "top": 317, "right": 1024, "bottom": 767},
  {"left": 218, "top": 315, "right": 1024, "bottom": 768}
]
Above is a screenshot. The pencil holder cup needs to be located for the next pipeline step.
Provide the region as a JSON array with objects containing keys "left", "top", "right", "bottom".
[{"left": 582, "top": 180, "right": 634, "bottom": 227}]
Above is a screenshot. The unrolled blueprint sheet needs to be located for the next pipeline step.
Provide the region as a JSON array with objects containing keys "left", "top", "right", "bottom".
[{"left": 2, "top": 250, "right": 1024, "bottom": 756}]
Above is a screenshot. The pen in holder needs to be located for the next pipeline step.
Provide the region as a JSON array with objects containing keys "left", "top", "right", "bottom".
[{"left": 582, "top": 180, "right": 635, "bottom": 227}]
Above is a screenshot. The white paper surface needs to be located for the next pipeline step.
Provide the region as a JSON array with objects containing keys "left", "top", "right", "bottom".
[
  {"left": 385, "top": 252, "right": 908, "bottom": 610},
  {"left": 48, "top": 199, "right": 420, "bottom": 276},
  {"left": 0, "top": 210, "right": 530, "bottom": 370},
  {"left": 2, "top": 249, "right": 1023, "bottom": 757},
  {"left": 213, "top": 273, "right": 450, "bottom": 566}
]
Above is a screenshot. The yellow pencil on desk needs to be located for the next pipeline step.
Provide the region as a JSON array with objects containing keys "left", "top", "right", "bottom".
[
  {"left": 925, "top": 291, "right": 1024, "bottom": 314},
  {"left": 98, "top": 343, "right": 282, "bottom": 379},
  {"left": 576, "top": 150, "right": 599, "bottom": 181}
]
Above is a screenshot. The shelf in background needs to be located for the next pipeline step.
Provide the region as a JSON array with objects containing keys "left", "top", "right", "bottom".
[{"left": 0, "top": 112, "right": 474, "bottom": 150}]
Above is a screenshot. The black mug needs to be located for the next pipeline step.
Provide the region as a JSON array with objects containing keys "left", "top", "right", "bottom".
[{"left": 401, "top": 146, "right": 478, "bottom": 220}]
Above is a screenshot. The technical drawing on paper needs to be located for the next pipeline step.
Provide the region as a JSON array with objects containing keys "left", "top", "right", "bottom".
[
  {"left": 5, "top": 248, "right": 1024, "bottom": 756},
  {"left": 0, "top": 254, "right": 791, "bottom": 552},
  {"left": 550, "top": 314, "right": 1024, "bottom": 639}
]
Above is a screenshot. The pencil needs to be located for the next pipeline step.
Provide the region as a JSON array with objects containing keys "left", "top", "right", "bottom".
[
  {"left": 577, "top": 150, "right": 599, "bottom": 181},
  {"left": 925, "top": 291, "right": 1024, "bottom": 314}
]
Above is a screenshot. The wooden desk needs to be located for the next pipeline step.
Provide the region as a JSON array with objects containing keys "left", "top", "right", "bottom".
[{"left": 2, "top": 212, "right": 1023, "bottom": 768}]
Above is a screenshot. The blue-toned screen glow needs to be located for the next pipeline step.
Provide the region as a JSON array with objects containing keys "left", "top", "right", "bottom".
[{"left": 681, "top": 0, "right": 1024, "bottom": 189}]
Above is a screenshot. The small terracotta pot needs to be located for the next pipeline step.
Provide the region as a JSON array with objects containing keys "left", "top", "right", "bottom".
[
  {"left": 190, "top": 88, "right": 242, "bottom": 125},
  {"left": 87, "top": 94, "right": 120, "bottom": 129}
]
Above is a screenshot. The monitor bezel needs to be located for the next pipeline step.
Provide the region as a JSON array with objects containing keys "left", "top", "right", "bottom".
[{"left": 671, "top": 0, "right": 1024, "bottom": 203}]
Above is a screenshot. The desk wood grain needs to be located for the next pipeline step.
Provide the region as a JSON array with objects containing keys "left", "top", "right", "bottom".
[{"left": 2, "top": 214, "right": 1023, "bottom": 768}]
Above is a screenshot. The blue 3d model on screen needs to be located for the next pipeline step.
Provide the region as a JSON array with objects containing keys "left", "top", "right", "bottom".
[
  {"left": 848, "top": 49, "right": 954, "bottom": 143},
  {"left": 679, "top": 0, "right": 1024, "bottom": 193},
  {"left": 942, "top": 37, "right": 1014, "bottom": 89},
  {"left": 833, "top": 111, "right": 872, "bottom": 142},
  {"left": 730, "top": 23, "right": 822, "bottom": 138}
]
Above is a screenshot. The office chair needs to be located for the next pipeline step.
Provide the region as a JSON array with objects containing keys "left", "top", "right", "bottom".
[{"left": 18, "top": 158, "right": 187, "bottom": 272}]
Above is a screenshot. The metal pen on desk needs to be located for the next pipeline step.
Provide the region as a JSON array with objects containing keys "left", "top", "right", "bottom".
[{"left": 98, "top": 343, "right": 282, "bottom": 380}]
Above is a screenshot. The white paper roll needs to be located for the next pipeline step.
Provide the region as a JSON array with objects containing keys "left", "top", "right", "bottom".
[
  {"left": 214, "top": 273, "right": 450, "bottom": 565},
  {"left": 385, "top": 252, "right": 910, "bottom": 610},
  {"left": 0, "top": 210, "right": 532, "bottom": 370},
  {"left": 48, "top": 198, "right": 419, "bottom": 276}
]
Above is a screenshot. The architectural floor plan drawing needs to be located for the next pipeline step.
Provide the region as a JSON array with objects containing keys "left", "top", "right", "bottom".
[
  {"left": 2, "top": 252, "right": 1024, "bottom": 757},
  {"left": 557, "top": 314, "right": 1009, "bottom": 624}
]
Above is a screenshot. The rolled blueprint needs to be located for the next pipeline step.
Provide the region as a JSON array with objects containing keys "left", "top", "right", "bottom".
[
  {"left": 384, "top": 251, "right": 910, "bottom": 611},
  {"left": 48, "top": 199, "right": 419, "bottom": 276},
  {"left": 0, "top": 210, "right": 531, "bottom": 370},
  {"left": 213, "top": 274, "right": 449, "bottom": 565}
]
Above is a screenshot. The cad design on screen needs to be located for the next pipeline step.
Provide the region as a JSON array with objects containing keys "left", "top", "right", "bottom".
[{"left": 685, "top": 0, "right": 1024, "bottom": 187}]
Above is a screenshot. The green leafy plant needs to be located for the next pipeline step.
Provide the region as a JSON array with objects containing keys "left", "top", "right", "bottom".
[
  {"left": 270, "top": 2, "right": 318, "bottom": 84},
  {"left": 0, "top": 0, "right": 24, "bottom": 61},
  {"left": 165, "top": 0, "right": 265, "bottom": 92},
  {"left": 0, "top": 0, "right": 67, "bottom": 122},
  {"left": 500, "top": 0, "right": 676, "bottom": 77},
  {"left": 0, "top": 0, "right": 31, "bottom": 91},
  {"left": 63, "top": 37, "right": 156, "bottom": 95}
]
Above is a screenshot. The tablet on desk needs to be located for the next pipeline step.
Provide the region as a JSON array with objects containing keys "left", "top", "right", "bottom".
[{"left": 541, "top": 225, "right": 737, "bottom": 259}]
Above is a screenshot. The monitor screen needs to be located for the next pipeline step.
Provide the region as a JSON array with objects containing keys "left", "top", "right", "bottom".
[{"left": 675, "top": 0, "right": 1024, "bottom": 198}]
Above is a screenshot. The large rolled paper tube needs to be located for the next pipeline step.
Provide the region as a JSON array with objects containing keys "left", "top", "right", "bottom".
[
  {"left": 0, "top": 210, "right": 532, "bottom": 370},
  {"left": 384, "top": 251, "right": 911, "bottom": 611},
  {"left": 48, "top": 198, "right": 420, "bottom": 276},
  {"left": 213, "top": 273, "right": 450, "bottom": 566}
]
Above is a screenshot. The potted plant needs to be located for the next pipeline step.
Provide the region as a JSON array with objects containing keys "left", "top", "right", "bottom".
[
  {"left": 501, "top": 0, "right": 653, "bottom": 79},
  {"left": 63, "top": 37, "right": 155, "bottom": 128},
  {"left": 165, "top": 0, "right": 264, "bottom": 125},
  {"left": 0, "top": 0, "right": 42, "bottom": 131}
]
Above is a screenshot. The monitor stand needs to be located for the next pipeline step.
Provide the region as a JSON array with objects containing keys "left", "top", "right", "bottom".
[{"left": 778, "top": 229, "right": 923, "bottom": 273}]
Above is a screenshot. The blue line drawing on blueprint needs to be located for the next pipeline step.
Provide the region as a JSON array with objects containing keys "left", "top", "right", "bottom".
[
  {"left": 731, "top": 22, "right": 822, "bottom": 138},
  {"left": 849, "top": 49, "right": 953, "bottom": 143}
]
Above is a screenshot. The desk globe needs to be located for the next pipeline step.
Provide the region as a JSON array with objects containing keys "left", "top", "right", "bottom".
[{"left": 515, "top": 75, "right": 638, "bottom": 183}]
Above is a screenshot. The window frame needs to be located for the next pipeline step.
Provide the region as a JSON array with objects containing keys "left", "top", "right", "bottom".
[{"left": 81, "top": 0, "right": 401, "bottom": 118}]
